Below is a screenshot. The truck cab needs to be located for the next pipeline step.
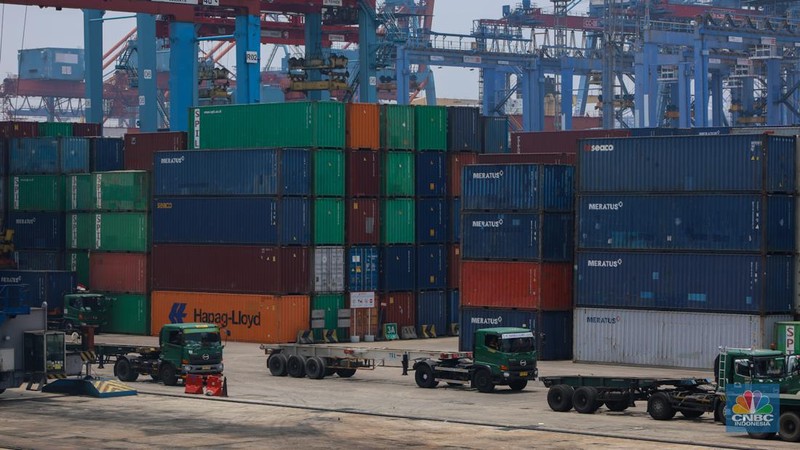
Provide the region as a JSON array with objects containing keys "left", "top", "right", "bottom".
[
  {"left": 719, "top": 348, "right": 800, "bottom": 393},
  {"left": 159, "top": 323, "right": 224, "bottom": 381},
  {"left": 60, "top": 293, "right": 112, "bottom": 332},
  {"left": 473, "top": 327, "right": 538, "bottom": 390}
]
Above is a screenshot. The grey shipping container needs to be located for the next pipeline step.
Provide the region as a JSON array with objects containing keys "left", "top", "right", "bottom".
[{"left": 314, "top": 246, "right": 345, "bottom": 293}]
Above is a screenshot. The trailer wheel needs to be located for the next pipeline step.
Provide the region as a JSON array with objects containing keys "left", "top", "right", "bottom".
[
  {"left": 648, "top": 392, "right": 676, "bottom": 420},
  {"left": 325, "top": 367, "right": 337, "bottom": 377},
  {"left": 605, "top": 400, "right": 629, "bottom": 412},
  {"left": 679, "top": 409, "right": 705, "bottom": 419},
  {"left": 472, "top": 369, "right": 495, "bottom": 393},
  {"left": 336, "top": 368, "right": 357, "bottom": 378},
  {"left": 547, "top": 385, "right": 574, "bottom": 412},
  {"left": 305, "top": 356, "right": 327, "bottom": 380},
  {"left": 415, "top": 364, "right": 439, "bottom": 389},
  {"left": 573, "top": 387, "right": 601, "bottom": 414},
  {"left": 0, "top": 388, "right": 5, "bottom": 395},
  {"left": 714, "top": 399, "right": 727, "bottom": 425},
  {"left": 508, "top": 380, "right": 527, "bottom": 391},
  {"left": 160, "top": 363, "right": 179, "bottom": 386},
  {"left": 779, "top": 411, "right": 800, "bottom": 442},
  {"left": 114, "top": 358, "right": 139, "bottom": 382},
  {"left": 747, "top": 431, "right": 776, "bottom": 440},
  {"left": 267, "top": 353, "right": 288, "bottom": 377},
  {"left": 287, "top": 355, "right": 307, "bottom": 378}
]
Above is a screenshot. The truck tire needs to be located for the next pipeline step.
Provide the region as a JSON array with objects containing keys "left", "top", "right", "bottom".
[
  {"left": 267, "top": 353, "right": 288, "bottom": 377},
  {"left": 547, "top": 385, "right": 574, "bottom": 412},
  {"left": 472, "top": 369, "right": 495, "bottom": 393},
  {"left": 325, "top": 368, "right": 337, "bottom": 377},
  {"left": 715, "top": 399, "right": 727, "bottom": 425},
  {"left": 779, "top": 411, "right": 800, "bottom": 442},
  {"left": 160, "top": 363, "right": 179, "bottom": 386},
  {"left": 305, "top": 356, "right": 327, "bottom": 380},
  {"left": 287, "top": 355, "right": 306, "bottom": 378},
  {"left": 114, "top": 358, "right": 139, "bottom": 382},
  {"left": 414, "top": 364, "right": 439, "bottom": 389},
  {"left": 508, "top": 380, "right": 527, "bottom": 391},
  {"left": 573, "top": 387, "right": 602, "bottom": 414},
  {"left": 679, "top": 409, "right": 705, "bottom": 419},
  {"left": 747, "top": 431, "right": 776, "bottom": 440},
  {"left": 336, "top": 368, "right": 357, "bottom": 378},
  {"left": 605, "top": 400, "right": 629, "bottom": 412},
  {"left": 0, "top": 388, "right": 6, "bottom": 395},
  {"left": 648, "top": 392, "right": 676, "bottom": 420}
]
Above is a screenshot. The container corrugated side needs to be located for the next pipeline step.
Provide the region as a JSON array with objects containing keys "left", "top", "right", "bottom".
[
  {"left": 478, "top": 153, "right": 577, "bottom": 165},
  {"left": 447, "top": 152, "right": 477, "bottom": 197},
  {"left": 9, "top": 212, "right": 65, "bottom": 249},
  {"left": 511, "top": 129, "right": 630, "bottom": 153},
  {"left": 151, "top": 291, "right": 310, "bottom": 343},
  {"left": 311, "top": 294, "right": 349, "bottom": 341},
  {"left": 313, "top": 149, "right": 345, "bottom": 197},
  {"left": 347, "top": 198, "right": 380, "bottom": 245},
  {"left": 10, "top": 175, "right": 64, "bottom": 211},
  {"left": 381, "top": 199, "right": 415, "bottom": 244},
  {"left": 67, "top": 250, "right": 90, "bottom": 286},
  {"left": 416, "top": 244, "right": 447, "bottom": 290},
  {"left": 462, "top": 212, "right": 573, "bottom": 261},
  {"left": 67, "top": 212, "right": 149, "bottom": 252},
  {"left": 573, "top": 308, "right": 792, "bottom": 368},
  {"left": 59, "top": 137, "right": 91, "bottom": 173},
  {"left": 124, "top": 131, "right": 187, "bottom": 171},
  {"left": 382, "top": 152, "right": 415, "bottom": 197},
  {"left": 381, "top": 246, "right": 415, "bottom": 291},
  {"left": 447, "top": 107, "right": 481, "bottom": 151},
  {"left": 775, "top": 322, "right": 800, "bottom": 354},
  {"left": 380, "top": 292, "right": 415, "bottom": 329},
  {"left": 481, "top": 116, "right": 509, "bottom": 153},
  {"left": 449, "top": 198, "right": 461, "bottom": 242},
  {"left": 462, "top": 164, "right": 538, "bottom": 211},
  {"left": 347, "top": 150, "right": 380, "bottom": 197},
  {"left": 14, "top": 250, "right": 64, "bottom": 271},
  {"left": 459, "top": 309, "right": 573, "bottom": 360},
  {"left": 89, "top": 253, "right": 148, "bottom": 294},
  {"left": 67, "top": 174, "right": 92, "bottom": 211},
  {"left": 578, "top": 194, "right": 794, "bottom": 253},
  {"left": 414, "top": 105, "right": 447, "bottom": 151},
  {"left": 38, "top": 122, "right": 74, "bottom": 137},
  {"left": 381, "top": 105, "right": 415, "bottom": 150},
  {"left": 575, "top": 252, "right": 794, "bottom": 313},
  {"left": 104, "top": 294, "right": 149, "bottom": 335},
  {"left": 461, "top": 261, "right": 573, "bottom": 310},
  {"left": 448, "top": 244, "right": 460, "bottom": 289},
  {"left": 72, "top": 123, "right": 102, "bottom": 137},
  {"left": 314, "top": 246, "right": 345, "bottom": 293},
  {"left": 280, "top": 197, "right": 312, "bottom": 245},
  {"left": 0, "top": 121, "right": 38, "bottom": 138},
  {"left": 346, "top": 103, "right": 380, "bottom": 150},
  {"left": 93, "top": 171, "right": 150, "bottom": 212},
  {"left": 0, "top": 270, "right": 75, "bottom": 314},
  {"left": 154, "top": 149, "right": 279, "bottom": 196},
  {"left": 90, "top": 138, "right": 124, "bottom": 171},
  {"left": 416, "top": 152, "right": 446, "bottom": 197},
  {"left": 9, "top": 138, "right": 59, "bottom": 174},
  {"left": 447, "top": 290, "right": 459, "bottom": 332},
  {"left": 281, "top": 149, "right": 312, "bottom": 196},
  {"left": 348, "top": 246, "right": 379, "bottom": 292},
  {"left": 416, "top": 198, "right": 447, "bottom": 244},
  {"left": 313, "top": 198, "right": 345, "bottom": 245}
]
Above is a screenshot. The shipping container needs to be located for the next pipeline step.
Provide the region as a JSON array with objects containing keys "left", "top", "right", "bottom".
[
  {"left": 462, "top": 212, "right": 573, "bottom": 261},
  {"left": 347, "top": 198, "right": 379, "bottom": 245},
  {"left": 579, "top": 135, "right": 796, "bottom": 193},
  {"left": 382, "top": 151, "right": 415, "bottom": 197},
  {"left": 628, "top": 127, "right": 731, "bottom": 137},
  {"left": 380, "top": 292, "right": 415, "bottom": 329},
  {"left": 775, "top": 322, "right": 800, "bottom": 355},
  {"left": 124, "top": 131, "right": 187, "bottom": 171},
  {"left": 447, "top": 152, "right": 478, "bottom": 197},
  {"left": 416, "top": 198, "right": 447, "bottom": 244},
  {"left": 67, "top": 250, "right": 89, "bottom": 286},
  {"left": 151, "top": 245, "right": 311, "bottom": 294},
  {"left": 72, "top": 123, "right": 102, "bottom": 138},
  {"left": 66, "top": 174, "right": 92, "bottom": 211},
  {"left": 481, "top": 116, "right": 509, "bottom": 153},
  {"left": 89, "top": 253, "right": 149, "bottom": 294},
  {"left": 10, "top": 175, "right": 64, "bottom": 211},
  {"left": 8, "top": 212, "right": 65, "bottom": 249},
  {"left": 447, "top": 107, "right": 481, "bottom": 151},
  {"left": 414, "top": 105, "right": 447, "bottom": 151},
  {"left": 461, "top": 261, "right": 573, "bottom": 310},
  {"left": 0, "top": 270, "right": 75, "bottom": 314},
  {"left": 311, "top": 294, "right": 349, "bottom": 342},
  {"left": 449, "top": 198, "right": 461, "bottom": 242},
  {"left": 448, "top": 244, "right": 460, "bottom": 290},
  {"left": 347, "top": 150, "right": 380, "bottom": 197},
  {"left": 313, "top": 149, "right": 345, "bottom": 197},
  {"left": 14, "top": 250, "right": 64, "bottom": 271},
  {"left": 313, "top": 198, "right": 345, "bottom": 245},
  {"left": 477, "top": 152, "right": 576, "bottom": 165},
  {"left": 573, "top": 308, "right": 791, "bottom": 368},
  {"left": 281, "top": 149, "right": 312, "bottom": 196},
  {"left": 93, "top": 171, "right": 150, "bottom": 211},
  {"left": 416, "top": 152, "right": 446, "bottom": 197},
  {"left": 314, "top": 246, "right": 345, "bottom": 293},
  {"left": 191, "top": 102, "right": 345, "bottom": 149},
  {"left": 348, "top": 246, "right": 379, "bottom": 292},
  {"left": 511, "top": 129, "right": 630, "bottom": 154},
  {"left": 9, "top": 137, "right": 90, "bottom": 174},
  {"left": 577, "top": 194, "right": 794, "bottom": 252},
  {"left": 105, "top": 294, "right": 149, "bottom": 335},
  {"left": 462, "top": 164, "right": 574, "bottom": 211},
  {"left": 151, "top": 291, "right": 310, "bottom": 343},
  {"left": 90, "top": 138, "right": 124, "bottom": 171},
  {"left": 447, "top": 290, "right": 459, "bottom": 334},
  {"left": 417, "top": 244, "right": 446, "bottom": 290},
  {"left": 575, "top": 252, "right": 794, "bottom": 313},
  {"left": 381, "top": 245, "right": 415, "bottom": 292},
  {"left": 0, "top": 121, "right": 38, "bottom": 139},
  {"left": 730, "top": 126, "right": 800, "bottom": 136},
  {"left": 19, "top": 48, "right": 85, "bottom": 81},
  {"left": 381, "top": 105, "right": 415, "bottom": 150},
  {"left": 67, "top": 212, "right": 149, "bottom": 252},
  {"left": 459, "top": 308, "right": 573, "bottom": 360},
  {"left": 381, "top": 199, "right": 415, "bottom": 244},
  {"left": 348, "top": 300, "right": 379, "bottom": 339},
  {"left": 346, "top": 103, "right": 380, "bottom": 150},
  {"left": 38, "top": 122, "right": 74, "bottom": 138}
]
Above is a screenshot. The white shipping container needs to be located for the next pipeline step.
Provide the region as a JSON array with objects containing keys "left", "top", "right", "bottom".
[
  {"left": 314, "top": 246, "right": 345, "bottom": 293},
  {"left": 574, "top": 308, "right": 792, "bottom": 369}
]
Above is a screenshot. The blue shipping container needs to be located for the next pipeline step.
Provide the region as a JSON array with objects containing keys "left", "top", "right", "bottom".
[
  {"left": 461, "top": 212, "right": 573, "bottom": 261},
  {"left": 14, "top": 251, "right": 64, "bottom": 270},
  {"left": 459, "top": 308, "right": 573, "bottom": 360},
  {"left": 90, "top": 138, "right": 125, "bottom": 172},
  {"left": 416, "top": 198, "right": 447, "bottom": 244},
  {"left": 578, "top": 194, "right": 794, "bottom": 253},
  {"left": 579, "top": 135, "right": 795, "bottom": 193},
  {"left": 575, "top": 251, "right": 794, "bottom": 313},
  {"left": 348, "top": 246, "right": 379, "bottom": 292},
  {"left": 449, "top": 197, "right": 461, "bottom": 243},
  {"left": 628, "top": 127, "right": 730, "bottom": 137},
  {"left": 381, "top": 246, "right": 415, "bottom": 292},
  {"left": 447, "top": 290, "right": 459, "bottom": 332},
  {"left": 416, "top": 290, "right": 447, "bottom": 337},
  {"left": 462, "top": 164, "right": 574, "bottom": 211},
  {"left": 447, "top": 107, "right": 482, "bottom": 151},
  {"left": 0, "top": 140, "right": 6, "bottom": 176},
  {"left": 8, "top": 212, "right": 65, "bottom": 249},
  {"left": 417, "top": 244, "right": 446, "bottom": 290},
  {"left": 281, "top": 197, "right": 312, "bottom": 245},
  {"left": 416, "top": 152, "right": 447, "bottom": 197},
  {"left": 0, "top": 270, "right": 76, "bottom": 313},
  {"left": 482, "top": 116, "right": 509, "bottom": 153},
  {"left": 281, "top": 148, "right": 312, "bottom": 196},
  {"left": 18, "top": 48, "right": 85, "bottom": 81},
  {"left": 9, "top": 137, "right": 90, "bottom": 174}
]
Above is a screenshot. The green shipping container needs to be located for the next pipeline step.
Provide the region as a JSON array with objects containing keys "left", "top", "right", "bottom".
[
  {"left": 382, "top": 152, "right": 415, "bottom": 197},
  {"left": 67, "top": 250, "right": 90, "bottom": 286},
  {"left": 311, "top": 294, "right": 349, "bottom": 342},
  {"left": 94, "top": 171, "right": 150, "bottom": 211},
  {"left": 414, "top": 105, "right": 447, "bottom": 151},
  {"left": 11, "top": 175, "right": 65, "bottom": 211},
  {"left": 104, "top": 293, "right": 150, "bottom": 335},
  {"left": 381, "top": 104, "right": 415, "bottom": 150},
  {"left": 67, "top": 212, "right": 150, "bottom": 251},
  {"left": 313, "top": 149, "right": 345, "bottom": 197},
  {"left": 776, "top": 322, "right": 800, "bottom": 355},
  {"left": 191, "top": 102, "right": 345, "bottom": 149},
  {"left": 381, "top": 198, "right": 415, "bottom": 244},
  {"left": 313, "top": 198, "right": 345, "bottom": 245},
  {"left": 67, "top": 174, "right": 92, "bottom": 211},
  {"left": 38, "top": 122, "right": 73, "bottom": 137}
]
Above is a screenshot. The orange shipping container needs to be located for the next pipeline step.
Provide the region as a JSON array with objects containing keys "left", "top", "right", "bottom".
[
  {"left": 461, "top": 261, "right": 573, "bottom": 310},
  {"left": 346, "top": 103, "right": 380, "bottom": 150},
  {"left": 151, "top": 291, "right": 310, "bottom": 344}
]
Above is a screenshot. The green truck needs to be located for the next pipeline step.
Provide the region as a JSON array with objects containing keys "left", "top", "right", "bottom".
[{"left": 50, "top": 292, "right": 113, "bottom": 333}]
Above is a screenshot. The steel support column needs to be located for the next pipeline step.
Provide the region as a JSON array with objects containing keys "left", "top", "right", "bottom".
[
  {"left": 169, "top": 22, "right": 197, "bottom": 133},
  {"left": 424, "top": 69, "right": 436, "bottom": 105},
  {"left": 742, "top": 77, "right": 754, "bottom": 114},
  {"left": 678, "top": 62, "right": 691, "bottom": 128},
  {"left": 693, "top": 41, "right": 709, "bottom": 127},
  {"left": 136, "top": 13, "right": 158, "bottom": 131},
  {"left": 235, "top": 14, "right": 261, "bottom": 104},
  {"left": 522, "top": 64, "right": 544, "bottom": 131},
  {"left": 766, "top": 59, "right": 782, "bottom": 125},
  {"left": 358, "top": 6, "right": 378, "bottom": 103},
  {"left": 395, "top": 46, "right": 410, "bottom": 105},
  {"left": 305, "top": 12, "right": 323, "bottom": 101},
  {"left": 83, "top": 9, "right": 104, "bottom": 125},
  {"left": 560, "top": 64, "right": 574, "bottom": 130},
  {"left": 482, "top": 68, "right": 498, "bottom": 115}
]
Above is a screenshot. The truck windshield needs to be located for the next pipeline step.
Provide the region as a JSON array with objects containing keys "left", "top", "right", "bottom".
[
  {"left": 500, "top": 337, "right": 534, "bottom": 353},
  {"left": 82, "top": 297, "right": 105, "bottom": 310},
  {"left": 184, "top": 332, "right": 221, "bottom": 345},
  {"left": 753, "top": 357, "right": 785, "bottom": 378}
]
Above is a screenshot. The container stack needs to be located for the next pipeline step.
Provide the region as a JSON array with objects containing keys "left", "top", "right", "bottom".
[
  {"left": 575, "top": 134, "right": 796, "bottom": 369},
  {"left": 459, "top": 163, "right": 575, "bottom": 360}
]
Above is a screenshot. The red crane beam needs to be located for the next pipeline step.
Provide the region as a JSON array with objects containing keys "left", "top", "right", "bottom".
[{"left": 0, "top": 0, "right": 260, "bottom": 21}]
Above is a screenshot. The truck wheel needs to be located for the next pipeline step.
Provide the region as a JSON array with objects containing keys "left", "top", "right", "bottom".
[
  {"left": 160, "top": 363, "right": 179, "bottom": 386},
  {"left": 472, "top": 369, "right": 495, "bottom": 393},
  {"left": 325, "top": 368, "right": 337, "bottom": 377},
  {"left": 648, "top": 392, "right": 676, "bottom": 420},
  {"left": 305, "top": 356, "right": 327, "bottom": 380},
  {"left": 414, "top": 364, "right": 439, "bottom": 389},
  {"left": 150, "top": 374, "right": 161, "bottom": 382},
  {"left": 714, "top": 399, "right": 727, "bottom": 425},
  {"left": 267, "top": 353, "right": 288, "bottom": 377},
  {"left": 114, "top": 358, "right": 139, "bottom": 382},
  {"left": 573, "top": 387, "right": 602, "bottom": 414},
  {"left": 336, "top": 368, "right": 357, "bottom": 378},
  {"left": 679, "top": 409, "right": 704, "bottom": 419},
  {"left": 747, "top": 431, "right": 776, "bottom": 440},
  {"left": 64, "top": 321, "right": 75, "bottom": 333},
  {"left": 0, "top": 388, "right": 6, "bottom": 395},
  {"left": 605, "top": 400, "right": 629, "bottom": 412},
  {"left": 508, "top": 380, "right": 527, "bottom": 391},
  {"left": 779, "top": 411, "right": 800, "bottom": 442},
  {"left": 547, "top": 385, "right": 574, "bottom": 412},
  {"left": 287, "top": 355, "right": 306, "bottom": 378}
]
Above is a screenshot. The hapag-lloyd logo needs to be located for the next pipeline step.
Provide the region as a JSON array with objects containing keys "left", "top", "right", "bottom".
[
  {"left": 584, "top": 144, "right": 614, "bottom": 152},
  {"left": 160, "top": 156, "right": 186, "bottom": 164},
  {"left": 588, "top": 202, "right": 623, "bottom": 211},
  {"left": 587, "top": 258, "right": 623, "bottom": 268},
  {"left": 472, "top": 170, "right": 504, "bottom": 179},
  {"left": 472, "top": 218, "right": 503, "bottom": 228}
]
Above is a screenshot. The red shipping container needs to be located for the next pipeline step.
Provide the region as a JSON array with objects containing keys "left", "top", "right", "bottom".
[
  {"left": 89, "top": 253, "right": 149, "bottom": 294},
  {"left": 124, "top": 131, "right": 187, "bottom": 171},
  {"left": 0, "top": 121, "right": 38, "bottom": 138},
  {"left": 448, "top": 244, "right": 460, "bottom": 290},
  {"left": 347, "top": 150, "right": 380, "bottom": 197},
  {"left": 151, "top": 244, "right": 311, "bottom": 294},
  {"left": 72, "top": 123, "right": 102, "bottom": 137},
  {"left": 461, "top": 261, "right": 573, "bottom": 310},
  {"left": 379, "top": 292, "right": 415, "bottom": 329},
  {"left": 508, "top": 115, "right": 602, "bottom": 133},
  {"left": 511, "top": 129, "right": 630, "bottom": 154},
  {"left": 477, "top": 153, "right": 576, "bottom": 165},
  {"left": 447, "top": 152, "right": 478, "bottom": 197},
  {"left": 347, "top": 198, "right": 380, "bottom": 245}
]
